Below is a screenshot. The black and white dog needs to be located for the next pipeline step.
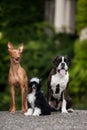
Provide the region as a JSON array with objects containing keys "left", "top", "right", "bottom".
[
  {"left": 47, "top": 56, "right": 73, "bottom": 113},
  {"left": 24, "top": 77, "right": 51, "bottom": 116}
]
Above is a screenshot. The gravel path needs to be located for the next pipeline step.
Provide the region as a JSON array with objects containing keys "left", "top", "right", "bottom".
[{"left": 0, "top": 110, "right": 87, "bottom": 130}]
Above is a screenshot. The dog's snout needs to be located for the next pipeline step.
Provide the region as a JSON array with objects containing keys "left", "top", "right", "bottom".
[
  {"left": 61, "top": 63, "right": 65, "bottom": 69},
  {"left": 16, "top": 57, "right": 20, "bottom": 61},
  {"left": 32, "top": 84, "right": 36, "bottom": 89}
]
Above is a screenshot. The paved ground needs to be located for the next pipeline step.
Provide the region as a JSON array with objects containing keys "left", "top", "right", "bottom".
[{"left": 0, "top": 110, "right": 87, "bottom": 130}]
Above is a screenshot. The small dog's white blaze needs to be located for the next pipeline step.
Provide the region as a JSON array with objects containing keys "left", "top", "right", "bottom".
[
  {"left": 30, "top": 77, "right": 40, "bottom": 84},
  {"left": 27, "top": 93, "right": 36, "bottom": 108},
  {"left": 24, "top": 108, "right": 33, "bottom": 116},
  {"left": 33, "top": 107, "right": 41, "bottom": 116}
]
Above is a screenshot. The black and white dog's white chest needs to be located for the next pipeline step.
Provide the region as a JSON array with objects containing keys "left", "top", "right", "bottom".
[
  {"left": 51, "top": 72, "right": 69, "bottom": 99},
  {"left": 27, "top": 92, "right": 36, "bottom": 108}
]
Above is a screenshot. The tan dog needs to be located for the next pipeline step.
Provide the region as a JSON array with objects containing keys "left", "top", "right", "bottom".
[{"left": 8, "top": 42, "right": 28, "bottom": 114}]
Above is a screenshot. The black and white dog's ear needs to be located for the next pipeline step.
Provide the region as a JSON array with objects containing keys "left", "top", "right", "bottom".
[
  {"left": 53, "top": 56, "right": 59, "bottom": 66},
  {"left": 65, "top": 55, "right": 71, "bottom": 66}
]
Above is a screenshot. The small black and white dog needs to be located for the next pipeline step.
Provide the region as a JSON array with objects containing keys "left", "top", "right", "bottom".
[
  {"left": 24, "top": 77, "right": 51, "bottom": 116},
  {"left": 47, "top": 55, "right": 73, "bottom": 113}
]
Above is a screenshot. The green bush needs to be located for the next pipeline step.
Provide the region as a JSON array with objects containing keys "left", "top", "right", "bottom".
[
  {"left": 76, "top": 0, "right": 87, "bottom": 33},
  {"left": 70, "top": 40, "right": 87, "bottom": 109}
]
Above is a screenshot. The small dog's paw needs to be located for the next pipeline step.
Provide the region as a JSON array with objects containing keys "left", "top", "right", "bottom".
[
  {"left": 32, "top": 107, "right": 41, "bottom": 116},
  {"left": 32, "top": 113, "right": 40, "bottom": 116},
  {"left": 24, "top": 108, "right": 33, "bottom": 116},
  {"left": 24, "top": 112, "right": 29, "bottom": 116}
]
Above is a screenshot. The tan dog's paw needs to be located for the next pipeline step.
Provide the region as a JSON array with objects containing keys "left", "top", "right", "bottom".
[{"left": 9, "top": 108, "right": 16, "bottom": 114}]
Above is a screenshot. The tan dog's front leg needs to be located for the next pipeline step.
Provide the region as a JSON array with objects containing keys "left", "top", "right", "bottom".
[
  {"left": 9, "top": 85, "right": 16, "bottom": 113},
  {"left": 21, "top": 86, "right": 26, "bottom": 113},
  {"left": 25, "top": 87, "right": 28, "bottom": 111}
]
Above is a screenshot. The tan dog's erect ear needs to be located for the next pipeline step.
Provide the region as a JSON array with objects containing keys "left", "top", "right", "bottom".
[
  {"left": 18, "top": 44, "right": 24, "bottom": 53},
  {"left": 8, "top": 42, "right": 14, "bottom": 50}
]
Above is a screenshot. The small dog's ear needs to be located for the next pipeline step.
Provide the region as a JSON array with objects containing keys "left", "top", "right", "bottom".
[
  {"left": 28, "top": 79, "right": 31, "bottom": 87},
  {"left": 8, "top": 42, "right": 14, "bottom": 50},
  {"left": 39, "top": 78, "right": 42, "bottom": 83},
  {"left": 18, "top": 44, "right": 24, "bottom": 53},
  {"left": 53, "top": 56, "right": 59, "bottom": 66},
  {"left": 39, "top": 78, "right": 42, "bottom": 87}
]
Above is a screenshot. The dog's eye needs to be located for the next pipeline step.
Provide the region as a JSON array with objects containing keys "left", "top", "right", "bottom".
[
  {"left": 58, "top": 58, "right": 62, "bottom": 63},
  {"left": 64, "top": 58, "right": 67, "bottom": 62}
]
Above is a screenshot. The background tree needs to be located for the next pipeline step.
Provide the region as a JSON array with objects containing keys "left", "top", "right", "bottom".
[{"left": 76, "top": 0, "right": 87, "bottom": 33}]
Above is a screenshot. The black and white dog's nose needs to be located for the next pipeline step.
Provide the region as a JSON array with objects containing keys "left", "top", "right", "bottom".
[
  {"left": 61, "top": 63, "right": 65, "bottom": 69},
  {"left": 32, "top": 84, "right": 36, "bottom": 89}
]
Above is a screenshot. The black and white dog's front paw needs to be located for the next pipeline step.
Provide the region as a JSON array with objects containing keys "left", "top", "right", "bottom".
[
  {"left": 24, "top": 108, "right": 33, "bottom": 116},
  {"left": 32, "top": 107, "right": 41, "bottom": 116},
  {"left": 61, "top": 109, "right": 68, "bottom": 113}
]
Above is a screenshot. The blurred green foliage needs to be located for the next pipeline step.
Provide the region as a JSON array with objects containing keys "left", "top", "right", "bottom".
[
  {"left": 70, "top": 40, "right": 87, "bottom": 109},
  {"left": 0, "top": 0, "right": 44, "bottom": 42},
  {"left": 76, "top": 0, "right": 87, "bottom": 33}
]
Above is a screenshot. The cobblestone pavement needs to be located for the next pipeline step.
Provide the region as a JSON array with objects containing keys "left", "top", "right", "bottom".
[{"left": 0, "top": 110, "right": 87, "bottom": 130}]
